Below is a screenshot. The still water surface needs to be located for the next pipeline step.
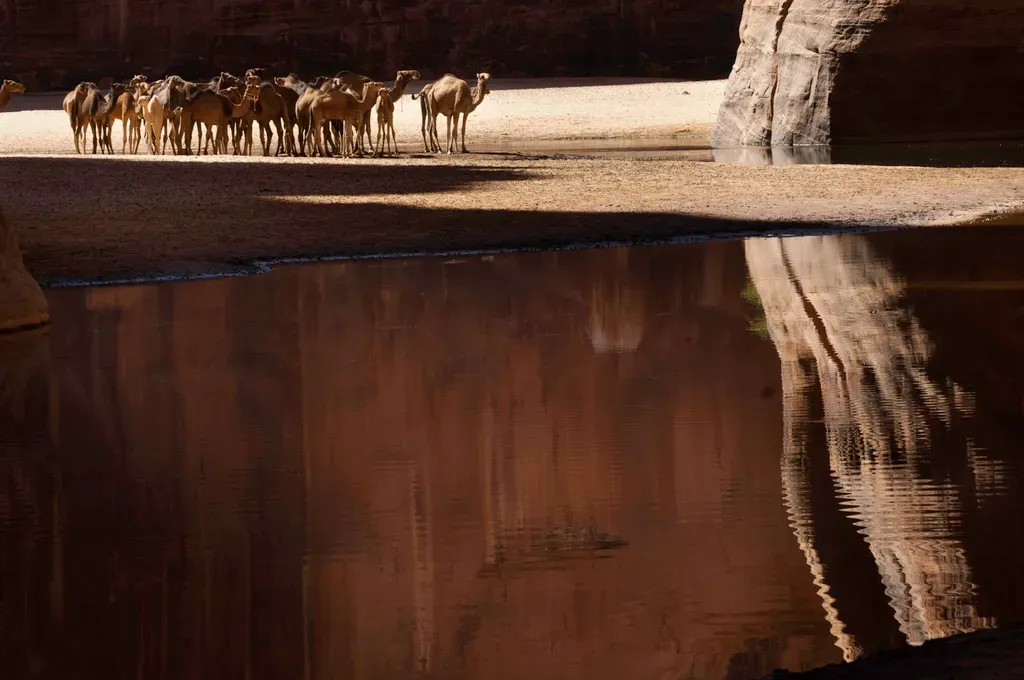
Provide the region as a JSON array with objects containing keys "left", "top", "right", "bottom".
[{"left": 3, "top": 226, "right": 1024, "bottom": 678}]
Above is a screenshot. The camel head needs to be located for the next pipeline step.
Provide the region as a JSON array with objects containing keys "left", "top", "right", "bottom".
[
  {"left": 128, "top": 74, "right": 147, "bottom": 88},
  {"left": 396, "top": 70, "right": 421, "bottom": 83},
  {"left": 245, "top": 67, "right": 267, "bottom": 82},
  {"left": 109, "top": 82, "right": 128, "bottom": 97},
  {"left": 218, "top": 72, "right": 241, "bottom": 88},
  {"left": 3, "top": 80, "right": 25, "bottom": 93},
  {"left": 242, "top": 83, "right": 261, "bottom": 101},
  {"left": 244, "top": 73, "right": 262, "bottom": 88},
  {"left": 476, "top": 72, "right": 491, "bottom": 94}
]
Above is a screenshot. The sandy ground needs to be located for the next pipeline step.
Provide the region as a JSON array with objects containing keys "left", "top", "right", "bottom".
[
  {"left": 0, "top": 77, "right": 722, "bottom": 155},
  {"left": 2, "top": 76, "right": 1024, "bottom": 283}
]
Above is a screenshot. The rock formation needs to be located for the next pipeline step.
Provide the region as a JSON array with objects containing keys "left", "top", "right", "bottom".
[
  {"left": 0, "top": 209, "right": 49, "bottom": 333},
  {"left": 711, "top": 0, "right": 1024, "bottom": 146},
  {"left": 0, "top": 0, "right": 742, "bottom": 89}
]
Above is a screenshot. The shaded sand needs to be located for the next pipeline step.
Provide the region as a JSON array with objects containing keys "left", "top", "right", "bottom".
[
  {"left": 2, "top": 153, "right": 1023, "bottom": 283},
  {"left": 0, "top": 77, "right": 723, "bottom": 155}
]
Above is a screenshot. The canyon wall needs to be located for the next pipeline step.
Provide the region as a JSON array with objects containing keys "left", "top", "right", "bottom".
[
  {"left": 711, "top": 0, "right": 1024, "bottom": 146},
  {"left": 0, "top": 0, "right": 743, "bottom": 89}
]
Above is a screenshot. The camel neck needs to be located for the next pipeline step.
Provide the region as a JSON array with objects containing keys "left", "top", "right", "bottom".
[
  {"left": 389, "top": 79, "right": 411, "bottom": 101},
  {"left": 469, "top": 86, "right": 488, "bottom": 111},
  {"left": 0, "top": 86, "right": 11, "bottom": 111}
]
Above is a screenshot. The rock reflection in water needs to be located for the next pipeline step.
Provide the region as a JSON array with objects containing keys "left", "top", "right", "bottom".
[
  {"left": 745, "top": 233, "right": 996, "bottom": 661},
  {"left": 0, "top": 245, "right": 840, "bottom": 679}
]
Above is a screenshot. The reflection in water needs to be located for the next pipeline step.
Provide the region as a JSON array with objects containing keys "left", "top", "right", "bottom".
[
  {"left": 745, "top": 234, "right": 996, "bottom": 659},
  {"left": 2, "top": 231, "right": 1024, "bottom": 677},
  {"left": 0, "top": 244, "right": 839, "bottom": 679}
]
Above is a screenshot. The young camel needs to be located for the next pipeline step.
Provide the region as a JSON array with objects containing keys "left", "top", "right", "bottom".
[
  {"left": 374, "top": 88, "right": 397, "bottom": 157},
  {"left": 180, "top": 83, "right": 260, "bottom": 155},
  {"left": 307, "top": 81, "right": 386, "bottom": 158},
  {"left": 427, "top": 73, "right": 491, "bottom": 154},
  {"left": 0, "top": 80, "right": 25, "bottom": 113}
]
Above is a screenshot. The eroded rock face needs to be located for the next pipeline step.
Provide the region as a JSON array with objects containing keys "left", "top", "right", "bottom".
[
  {"left": 711, "top": 0, "right": 1024, "bottom": 146},
  {"left": 0, "top": 0, "right": 742, "bottom": 88},
  {"left": 0, "top": 210, "right": 49, "bottom": 333}
]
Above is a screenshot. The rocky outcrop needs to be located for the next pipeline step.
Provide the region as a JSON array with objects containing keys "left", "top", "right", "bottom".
[
  {"left": 0, "top": 0, "right": 742, "bottom": 89},
  {"left": 711, "top": 0, "right": 1024, "bottom": 146},
  {"left": 0, "top": 209, "right": 48, "bottom": 333}
]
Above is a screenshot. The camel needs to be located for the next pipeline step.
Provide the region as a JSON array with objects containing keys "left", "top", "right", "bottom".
[
  {"left": 62, "top": 82, "right": 94, "bottom": 153},
  {"left": 180, "top": 83, "right": 260, "bottom": 155},
  {"left": 307, "top": 80, "right": 386, "bottom": 158},
  {"left": 0, "top": 80, "right": 25, "bottom": 114},
  {"left": 411, "top": 82, "right": 438, "bottom": 153},
  {"left": 143, "top": 77, "right": 187, "bottom": 155},
  {"left": 104, "top": 76, "right": 147, "bottom": 154},
  {"left": 374, "top": 88, "right": 397, "bottom": 157},
  {"left": 358, "top": 69, "right": 420, "bottom": 155},
  {"left": 426, "top": 73, "right": 491, "bottom": 154},
  {"left": 240, "top": 80, "right": 294, "bottom": 156},
  {"left": 333, "top": 70, "right": 377, "bottom": 152},
  {"left": 79, "top": 82, "right": 128, "bottom": 154},
  {"left": 295, "top": 76, "right": 340, "bottom": 157}
]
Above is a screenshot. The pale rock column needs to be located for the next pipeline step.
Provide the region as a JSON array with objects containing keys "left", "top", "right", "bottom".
[{"left": 0, "top": 209, "right": 49, "bottom": 333}]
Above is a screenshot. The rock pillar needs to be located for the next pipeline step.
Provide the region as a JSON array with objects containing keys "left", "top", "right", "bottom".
[
  {"left": 711, "top": 0, "right": 1024, "bottom": 146},
  {"left": 0, "top": 209, "right": 49, "bottom": 333}
]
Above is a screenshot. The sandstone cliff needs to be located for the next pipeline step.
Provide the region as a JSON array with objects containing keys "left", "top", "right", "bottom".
[
  {"left": 711, "top": 0, "right": 1024, "bottom": 146},
  {"left": 0, "top": 0, "right": 742, "bottom": 89},
  {"left": 0, "top": 209, "right": 48, "bottom": 332}
]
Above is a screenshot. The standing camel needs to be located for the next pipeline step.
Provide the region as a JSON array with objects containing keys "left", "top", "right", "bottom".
[
  {"left": 307, "top": 81, "right": 385, "bottom": 158},
  {"left": 411, "top": 82, "right": 437, "bottom": 153},
  {"left": 374, "top": 88, "right": 397, "bottom": 157},
  {"left": 62, "top": 82, "right": 94, "bottom": 153},
  {"left": 180, "top": 83, "right": 260, "bottom": 155},
  {"left": 80, "top": 82, "right": 128, "bottom": 154},
  {"left": 0, "top": 80, "right": 25, "bottom": 113},
  {"left": 426, "top": 73, "right": 491, "bottom": 154}
]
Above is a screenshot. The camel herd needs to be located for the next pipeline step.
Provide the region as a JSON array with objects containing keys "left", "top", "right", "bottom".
[{"left": 0, "top": 69, "right": 492, "bottom": 158}]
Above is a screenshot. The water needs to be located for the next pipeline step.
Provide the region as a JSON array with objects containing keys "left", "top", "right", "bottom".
[{"left": 3, "top": 225, "right": 1024, "bottom": 678}]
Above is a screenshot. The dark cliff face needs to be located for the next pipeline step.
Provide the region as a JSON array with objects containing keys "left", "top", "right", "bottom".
[{"left": 0, "top": 0, "right": 742, "bottom": 89}]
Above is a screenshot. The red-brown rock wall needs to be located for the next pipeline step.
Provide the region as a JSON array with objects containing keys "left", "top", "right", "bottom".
[{"left": 0, "top": 0, "right": 743, "bottom": 89}]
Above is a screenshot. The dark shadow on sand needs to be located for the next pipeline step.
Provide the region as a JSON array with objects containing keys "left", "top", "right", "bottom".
[{"left": 0, "top": 154, "right": 897, "bottom": 284}]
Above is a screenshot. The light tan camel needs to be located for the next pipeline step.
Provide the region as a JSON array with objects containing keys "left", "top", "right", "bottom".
[
  {"left": 180, "top": 83, "right": 260, "bottom": 155},
  {"left": 426, "top": 73, "right": 491, "bottom": 154},
  {"left": 62, "top": 82, "right": 94, "bottom": 153},
  {"left": 374, "top": 88, "right": 397, "bottom": 157},
  {"left": 307, "top": 81, "right": 385, "bottom": 158},
  {"left": 0, "top": 79, "right": 25, "bottom": 114},
  {"left": 143, "top": 77, "right": 187, "bottom": 155},
  {"left": 411, "top": 81, "right": 438, "bottom": 152},
  {"left": 295, "top": 77, "right": 343, "bottom": 157}
]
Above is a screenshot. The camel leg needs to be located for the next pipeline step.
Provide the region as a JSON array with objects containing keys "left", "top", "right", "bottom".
[
  {"left": 389, "top": 121, "right": 397, "bottom": 155},
  {"left": 272, "top": 119, "right": 285, "bottom": 157},
  {"left": 445, "top": 115, "right": 453, "bottom": 155},
  {"left": 460, "top": 112, "right": 469, "bottom": 153},
  {"left": 362, "top": 109, "right": 374, "bottom": 155}
]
